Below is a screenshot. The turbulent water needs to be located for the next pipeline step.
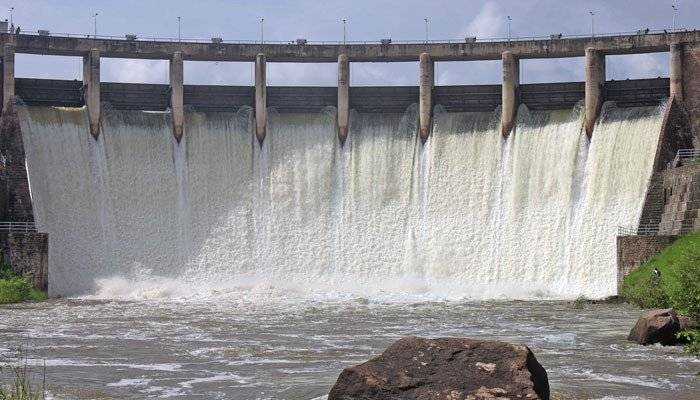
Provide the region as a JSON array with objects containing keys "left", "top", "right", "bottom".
[
  {"left": 19, "top": 102, "right": 663, "bottom": 299},
  {"left": 1, "top": 299, "right": 698, "bottom": 399}
]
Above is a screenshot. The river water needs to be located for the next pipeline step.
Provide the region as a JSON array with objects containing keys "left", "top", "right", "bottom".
[{"left": 1, "top": 298, "right": 698, "bottom": 399}]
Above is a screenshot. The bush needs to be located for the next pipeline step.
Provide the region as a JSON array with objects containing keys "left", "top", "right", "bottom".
[
  {"left": 0, "top": 276, "right": 32, "bottom": 304},
  {"left": 667, "top": 248, "right": 700, "bottom": 321},
  {"left": 622, "top": 231, "right": 700, "bottom": 320},
  {"left": 622, "top": 273, "right": 670, "bottom": 309},
  {"left": 0, "top": 263, "right": 46, "bottom": 305},
  {"left": 677, "top": 329, "right": 700, "bottom": 356}
]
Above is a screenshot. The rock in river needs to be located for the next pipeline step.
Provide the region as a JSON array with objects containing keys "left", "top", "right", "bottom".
[
  {"left": 328, "top": 336, "right": 549, "bottom": 400},
  {"left": 627, "top": 308, "right": 681, "bottom": 346}
]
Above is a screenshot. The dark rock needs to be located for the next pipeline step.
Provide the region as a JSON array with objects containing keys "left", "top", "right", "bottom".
[
  {"left": 628, "top": 308, "right": 681, "bottom": 345},
  {"left": 328, "top": 336, "right": 549, "bottom": 400}
]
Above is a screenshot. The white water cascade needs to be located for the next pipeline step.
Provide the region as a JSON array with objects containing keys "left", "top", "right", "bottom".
[{"left": 18, "top": 102, "right": 665, "bottom": 300}]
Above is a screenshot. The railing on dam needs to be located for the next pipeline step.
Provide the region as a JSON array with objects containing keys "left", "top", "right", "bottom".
[
  {"left": 13, "top": 28, "right": 696, "bottom": 46},
  {"left": 671, "top": 149, "right": 700, "bottom": 168},
  {"left": 0, "top": 221, "right": 37, "bottom": 233},
  {"left": 618, "top": 222, "right": 696, "bottom": 237}
]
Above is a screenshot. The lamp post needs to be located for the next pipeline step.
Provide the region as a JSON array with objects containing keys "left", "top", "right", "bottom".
[
  {"left": 94, "top": 12, "right": 98, "bottom": 38},
  {"left": 589, "top": 11, "right": 595, "bottom": 38},
  {"left": 9, "top": 7, "right": 13, "bottom": 28},
  {"left": 260, "top": 18, "right": 264, "bottom": 44},
  {"left": 507, "top": 15, "right": 512, "bottom": 42},
  {"left": 177, "top": 16, "right": 181, "bottom": 41},
  {"left": 424, "top": 17, "right": 429, "bottom": 43},
  {"left": 672, "top": 4, "right": 678, "bottom": 31},
  {"left": 342, "top": 19, "right": 346, "bottom": 45}
]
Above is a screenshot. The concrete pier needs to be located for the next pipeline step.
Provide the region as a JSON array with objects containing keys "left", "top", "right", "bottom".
[
  {"left": 670, "top": 42, "right": 683, "bottom": 102},
  {"left": 501, "top": 50, "right": 519, "bottom": 138},
  {"left": 337, "top": 54, "right": 349, "bottom": 144},
  {"left": 419, "top": 52, "right": 433, "bottom": 142},
  {"left": 170, "top": 51, "right": 184, "bottom": 142},
  {"left": 83, "top": 49, "right": 101, "bottom": 138},
  {"left": 2, "top": 43, "right": 14, "bottom": 112},
  {"left": 255, "top": 53, "right": 267, "bottom": 144},
  {"left": 584, "top": 48, "right": 605, "bottom": 138}
]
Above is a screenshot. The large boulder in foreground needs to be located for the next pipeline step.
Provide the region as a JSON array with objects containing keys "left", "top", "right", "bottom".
[
  {"left": 628, "top": 308, "right": 681, "bottom": 345},
  {"left": 328, "top": 336, "right": 549, "bottom": 400}
]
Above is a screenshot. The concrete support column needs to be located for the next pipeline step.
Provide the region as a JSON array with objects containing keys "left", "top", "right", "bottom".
[
  {"left": 501, "top": 50, "right": 519, "bottom": 138},
  {"left": 670, "top": 42, "right": 683, "bottom": 102},
  {"left": 2, "top": 43, "right": 15, "bottom": 112},
  {"left": 584, "top": 47, "right": 606, "bottom": 138},
  {"left": 337, "top": 54, "right": 350, "bottom": 145},
  {"left": 82, "top": 49, "right": 101, "bottom": 138},
  {"left": 170, "top": 51, "right": 184, "bottom": 142},
  {"left": 418, "top": 52, "right": 433, "bottom": 142},
  {"left": 255, "top": 53, "right": 267, "bottom": 145}
]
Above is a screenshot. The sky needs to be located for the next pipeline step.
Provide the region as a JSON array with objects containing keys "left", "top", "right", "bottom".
[{"left": 2, "top": 0, "right": 697, "bottom": 86}]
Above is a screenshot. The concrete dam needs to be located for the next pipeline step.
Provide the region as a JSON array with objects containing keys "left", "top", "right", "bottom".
[{"left": 1, "top": 31, "right": 699, "bottom": 299}]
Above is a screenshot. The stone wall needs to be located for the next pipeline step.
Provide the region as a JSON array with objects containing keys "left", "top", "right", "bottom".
[
  {"left": 0, "top": 103, "right": 33, "bottom": 222},
  {"left": 0, "top": 232, "right": 48, "bottom": 291},
  {"left": 616, "top": 235, "right": 677, "bottom": 292},
  {"left": 637, "top": 98, "right": 694, "bottom": 227},
  {"left": 659, "top": 164, "right": 700, "bottom": 234}
]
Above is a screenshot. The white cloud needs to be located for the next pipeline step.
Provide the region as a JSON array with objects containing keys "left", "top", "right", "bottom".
[
  {"left": 606, "top": 53, "right": 667, "bottom": 80},
  {"left": 268, "top": 63, "right": 336, "bottom": 86},
  {"left": 436, "top": 61, "right": 501, "bottom": 85},
  {"left": 101, "top": 59, "right": 169, "bottom": 83},
  {"left": 351, "top": 63, "right": 419, "bottom": 86},
  {"left": 463, "top": 2, "right": 504, "bottom": 39}
]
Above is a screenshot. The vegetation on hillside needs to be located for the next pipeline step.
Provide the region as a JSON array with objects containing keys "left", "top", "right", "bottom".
[
  {"left": 0, "top": 258, "right": 46, "bottom": 305},
  {"left": 622, "top": 231, "right": 700, "bottom": 355}
]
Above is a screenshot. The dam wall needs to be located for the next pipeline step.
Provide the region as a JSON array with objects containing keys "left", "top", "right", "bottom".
[
  {"left": 14, "top": 78, "right": 669, "bottom": 113},
  {"left": 2, "top": 31, "right": 699, "bottom": 297}
]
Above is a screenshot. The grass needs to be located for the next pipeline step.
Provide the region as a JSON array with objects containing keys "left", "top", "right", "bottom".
[
  {"left": 0, "top": 263, "right": 46, "bottom": 305},
  {"left": 0, "top": 347, "right": 46, "bottom": 400},
  {"left": 622, "top": 231, "right": 700, "bottom": 355}
]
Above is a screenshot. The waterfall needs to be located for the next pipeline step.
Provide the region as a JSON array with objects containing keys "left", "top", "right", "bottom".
[{"left": 18, "top": 101, "right": 664, "bottom": 300}]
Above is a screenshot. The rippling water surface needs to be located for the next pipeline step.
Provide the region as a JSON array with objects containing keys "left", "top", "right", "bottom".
[{"left": 1, "top": 298, "right": 698, "bottom": 399}]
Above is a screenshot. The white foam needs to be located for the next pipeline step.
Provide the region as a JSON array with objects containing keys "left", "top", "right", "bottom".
[
  {"left": 178, "top": 373, "right": 249, "bottom": 388},
  {"left": 107, "top": 378, "right": 152, "bottom": 387},
  {"left": 19, "top": 104, "right": 664, "bottom": 300},
  {"left": 564, "top": 367, "right": 685, "bottom": 390}
]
